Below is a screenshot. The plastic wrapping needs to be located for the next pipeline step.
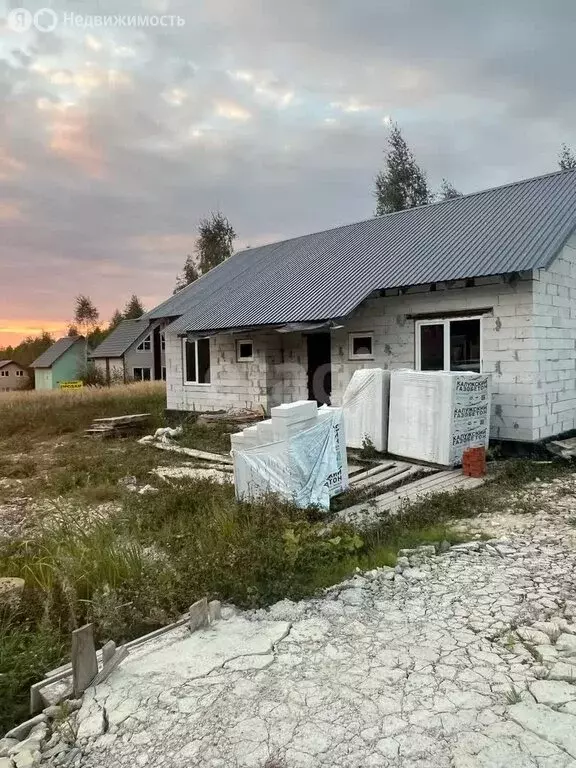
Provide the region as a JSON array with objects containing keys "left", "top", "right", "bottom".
[
  {"left": 342, "top": 369, "right": 390, "bottom": 452},
  {"left": 232, "top": 402, "right": 348, "bottom": 510},
  {"left": 387, "top": 370, "right": 491, "bottom": 466}
]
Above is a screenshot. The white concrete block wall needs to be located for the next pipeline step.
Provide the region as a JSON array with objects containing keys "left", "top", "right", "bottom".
[
  {"left": 330, "top": 275, "right": 538, "bottom": 441},
  {"left": 531, "top": 233, "right": 576, "bottom": 440},
  {"left": 165, "top": 331, "right": 308, "bottom": 413}
]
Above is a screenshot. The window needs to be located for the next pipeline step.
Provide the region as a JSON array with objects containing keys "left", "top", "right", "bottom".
[
  {"left": 184, "top": 338, "right": 211, "bottom": 384},
  {"left": 416, "top": 317, "right": 482, "bottom": 373},
  {"left": 0, "top": 371, "right": 7, "bottom": 377},
  {"left": 162, "top": 367, "right": 166, "bottom": 381},
  {"left": 16, "top": 370, "right": 24, "bottom": 377},
  {"left": 349, "top": 333, "right": 374, "bottom": 360},
  {"left": 161, "top": 333, "right": 165, "bottom": 352},
  {"left": 236, "top": 339, "right": 253, "bottom": 362},
  {"left": 133, "top": 367, "right": 151, "bottom": 381},
  {"left": 136, "top": 335, "right": 151, "bottom": 351}
]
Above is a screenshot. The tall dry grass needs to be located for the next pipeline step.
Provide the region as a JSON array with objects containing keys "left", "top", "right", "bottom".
[{"left": 0, "top": 382, "right": 166, "bottom": 439}]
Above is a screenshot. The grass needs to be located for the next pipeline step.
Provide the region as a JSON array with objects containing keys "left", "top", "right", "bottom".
[
  {"left": 0, "top": 382, "right": 574, "bottom": 733},
  {"left": 0, "top": 382, "right": 166, "bottom": 440}
]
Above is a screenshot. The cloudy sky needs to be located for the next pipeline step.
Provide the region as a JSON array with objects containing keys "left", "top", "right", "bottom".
[{"left": 1, "top": 0, "right": 575, "bottom": 346}]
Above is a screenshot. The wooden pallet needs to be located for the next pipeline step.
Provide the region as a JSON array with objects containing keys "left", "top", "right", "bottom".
[{"left": 340, "top": 468, "right": 486, "bottom": 522}]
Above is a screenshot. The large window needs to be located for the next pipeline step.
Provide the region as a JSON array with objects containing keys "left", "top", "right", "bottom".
[
  {"left": 136, "top": 335, "right": 151, "bottom": 352},
  {"left": 184, "top": 338, "right": 211, "bottom": 384},
  {"left": 416, "top": 317, "right": 482, "bottom": 373},
  {"left": 133, "top": 367, "right": 151, "bottom": 381}
]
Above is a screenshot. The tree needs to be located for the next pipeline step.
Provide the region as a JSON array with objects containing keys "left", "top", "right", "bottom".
[
  {"left": 559, "top": 143, "right": 576, "bottom": 171},
  {"left": 196, "top": 212, "right": 236, "bottom": 274},
  {"left": 439, "top": 178, "right": 461, "bottom": 201},
  {"left": 109, "top": 309, "right": 123, "bottom": 329},
  {"left": 174, "top": 254, "right": 200, "bottom": 293},
  {"left": 74, "top": 295, "right": 99, "bottom": 334},
  {"left": 67, "top": 324, "right": 79, "bottom": 337},
  {"left": 374, "top": 123, "right": 430, "bottom": 215},
  {"left": 124, "top": 294, "right": 145, "bottom": 319},
  {"left": 0, "top": 331, "right": 54, "bottom": 367}
]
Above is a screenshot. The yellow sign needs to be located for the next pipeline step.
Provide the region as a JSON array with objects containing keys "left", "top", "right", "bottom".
[{"left": 59, "top": 381, "right": 84, "bottom": 390}]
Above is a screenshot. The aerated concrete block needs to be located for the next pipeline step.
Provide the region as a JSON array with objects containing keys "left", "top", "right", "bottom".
[{"left": 270, "top": 400, "right": 317, "bottom": 423}]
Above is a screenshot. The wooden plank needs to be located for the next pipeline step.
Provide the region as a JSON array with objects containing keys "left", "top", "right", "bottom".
[
  {"left": 91, "top": 646, "right": 129, "bottom": 687},
  {"left": 352, "top": 464, "right": 417, "bottom": 491},
  {"left": 349, "top": 461, "right": 401, "bottom": 486},
  {"left": 71, "top": 624, "right": 98, "bottom": 697},
  {"left": 143, "top": 440, "right": 233, "bottom": 465},
  {"left": 93, "top": 414, "right": 150, "bottom": 423},
  {"left": 342, "top": 470, "right": 462, "bottom": 518}
]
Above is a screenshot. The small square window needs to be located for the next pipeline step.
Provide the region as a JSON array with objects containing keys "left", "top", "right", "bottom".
[
  {"left": 349, "top": 333, "right": 374, "bottom": 360},
  {"left": 236, "top": 339, "right": 254, "bottom": 362}
]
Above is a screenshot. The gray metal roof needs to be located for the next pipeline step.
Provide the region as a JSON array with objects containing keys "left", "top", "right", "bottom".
[
  {"left": 31, "top": 336, "right": 84, "bottom": 368},
  {"left": 149, "top": 169, "right": 576, "bottom": 335},
  {"left": 89, "top": 319, "right": 151, "bottom": 359},
  {"left": 0, "top": 360, "right": 12, "bottom": 369}
]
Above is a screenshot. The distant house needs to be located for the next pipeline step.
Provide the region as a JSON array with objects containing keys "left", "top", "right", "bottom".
[
  {"left": 0, "top": 360, "right": 30, "bottom": 392},
  {"left": 31, "top": 336, "right": 87, "bottom": 390},
  {"left": 89, "top": 319, "right": 167, "bottom": 384},
  {"left": 146, "top": 168, "right": 576, "bottom": 444}
]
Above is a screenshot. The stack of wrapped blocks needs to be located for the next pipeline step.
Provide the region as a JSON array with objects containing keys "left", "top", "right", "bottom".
[{"left": 231, "top": 400, "right": 348, "bottom": 509}]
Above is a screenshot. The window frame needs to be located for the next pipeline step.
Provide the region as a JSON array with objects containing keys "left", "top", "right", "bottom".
[
  {"left": 0, "top": 370, "right": 8, "bottom": 377},
  {"left": 132, "top": 367, "right": 151, "bottom": 381},
  {"left": 182, "top": 338, "right": 211, "bottom": 386},
  {"left": 160, "top": 333, "right": 165, "bottom": 352},
  {"left": 415, "top": 315, "right": 483, "bottom": 373},
  {"left": 348, "top": 332, "right": 374, "bottom": 361},
  {"left": 136, "top": 335, "right": 151, "bottom": 352},
  {"left": 16, "top": 370, "right": 24, "bottom": 377},
  {"left": 236, "top": 339, "right": 254, "bottom": 362}
]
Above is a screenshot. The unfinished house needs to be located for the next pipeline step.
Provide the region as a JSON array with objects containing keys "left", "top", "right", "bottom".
[
  {"left": 147, "top": 169, "right": 576, "bottom": 443},
  {"left": 89, "top": 319, "right": 167, "bottom": 384}
]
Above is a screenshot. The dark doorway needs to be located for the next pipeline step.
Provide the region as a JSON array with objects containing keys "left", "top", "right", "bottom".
[
  {"left": 307, "top": 333, "right": 332, "bottom": 405},
  {"left": 153, "top": 326, "right": 162, "bottom": 380}
]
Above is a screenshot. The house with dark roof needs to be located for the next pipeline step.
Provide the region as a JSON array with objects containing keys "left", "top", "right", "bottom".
[
  {"left": 31, "top": 336, "right": 87, "bottom": 390},
  {"left": 147, "top": 168, "right": 576, "bottom": 443},
  {"left": 89, "top": 319, "right": 167, "bottom": 384},
  {"left": 0, "top": 360, "right": 30, "bottom": 392}
]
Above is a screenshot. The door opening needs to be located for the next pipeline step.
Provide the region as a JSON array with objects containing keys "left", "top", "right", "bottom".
[{"left": 306, "top": 333, "right": 332, "bottom": 405}]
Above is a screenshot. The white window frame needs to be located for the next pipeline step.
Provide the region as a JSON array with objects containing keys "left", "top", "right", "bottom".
[
  {"left": 16, "top": 370, "right": 24, "bottom": 377},
  {"left": 0, "top": 370, "right": 8, "bottom": 377},
  {"left": 183, "top": 338, "right": 211, "bottom": 386},
  {"left": 132, "top": 367, "right": 151, "bottom": 381},
  {"left": 236, "top": 339, "right": 254, "bottom": 362},
  {"left": 136, "top": 335, "right": 151, "bottom": 352},
  {"left": 415, "top": 315, "right": 483, "bottom": 373},
  {"left": 348, "top": 332, "right": 374, "bottom": 360}
]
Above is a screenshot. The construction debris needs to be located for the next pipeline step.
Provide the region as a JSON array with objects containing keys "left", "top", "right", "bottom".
[
  {"left": 85, "top": 413, "right": 151, "bottom": 438},
  {"left": 196, "top": 408, "right": 263, "bottom": 426},
  {"left": 153, "top": 466, "right": 232, "bottom": 483},
  {"left": 547, "top": 437, "right": 576, "bottom": 459}
]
